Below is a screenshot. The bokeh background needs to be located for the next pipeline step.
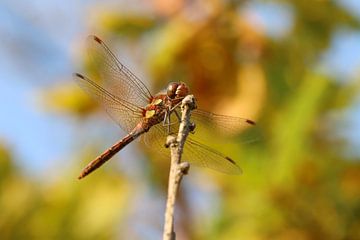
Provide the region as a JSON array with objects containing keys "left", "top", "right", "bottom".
[{"left": 1, "top": 0, "right": 360, "bottom": 239}]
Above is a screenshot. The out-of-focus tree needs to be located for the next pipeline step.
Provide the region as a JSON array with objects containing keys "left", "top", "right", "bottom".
[
  {"left": 1, "top": 0, "right": 360, "bottom": 239},
  {"left": 0, "top": 142, "right": 130, "bottom": 239}
]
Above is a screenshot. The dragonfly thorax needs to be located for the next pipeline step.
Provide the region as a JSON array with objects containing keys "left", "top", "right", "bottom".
[{"left": 143, "top": 95, "right": 167, "bottom": 122}]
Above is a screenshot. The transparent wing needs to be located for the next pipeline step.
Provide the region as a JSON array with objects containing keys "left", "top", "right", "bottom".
[
  {"left": 74, "top": 73, "right": 143, "bottom": 133},
  {"left": 142, "top": 124, "right": 169, "bottom": 158},
  {"left": 142, "top": 122, "right": 243, "bottom": 174},
  {"left": 183, "top": 138, "right": 242, "bottom": 174},
  {"left": 192, "top": 109, "right": 255, "bottom": 135},
  {"left": 142, "top": 107, "right": 258, "bottom": 173},
  {"left": 86, "top": 35, "right": 152, "bottom": 107}
]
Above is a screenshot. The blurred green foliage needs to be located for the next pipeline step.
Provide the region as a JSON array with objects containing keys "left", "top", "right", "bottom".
[
  {"left": 2, "top": 0, "right": 360, "bottom": 239},
  {"left": 0, "top": 143, "right": 130, "bottom": 239}
]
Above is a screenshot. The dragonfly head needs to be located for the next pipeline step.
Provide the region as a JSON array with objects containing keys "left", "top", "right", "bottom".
[{"left": 166, "top": 82, "right": 189, "bottom": 101}]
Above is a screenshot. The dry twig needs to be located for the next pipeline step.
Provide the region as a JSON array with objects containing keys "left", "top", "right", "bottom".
[{"left": 162, "top": 95, "right": 196, "bottom": 240}]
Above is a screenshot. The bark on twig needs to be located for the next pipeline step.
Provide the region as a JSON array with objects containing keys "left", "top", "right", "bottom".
[{"left": 162, "top": 95, "right": 196, "bottom": 240}]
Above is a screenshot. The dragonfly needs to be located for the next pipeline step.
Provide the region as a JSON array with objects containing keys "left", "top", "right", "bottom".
[{"left": 74, "top": 35, "right": 256, "bottom": 179}]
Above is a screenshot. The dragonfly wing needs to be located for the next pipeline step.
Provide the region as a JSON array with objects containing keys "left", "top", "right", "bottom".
[
  {"left": 142, "top": 124, "right": 169, "bottom": 156},
  {"left": 182, "top": 137, "right": 242, "bottom": 174},
  {"left": 86, "top": 35, "right": 152, "bottom": 107},
  {"left": 74, "top": 73, "right": 143, "bottom": 133},
  {"left": 192, "top": 109, "right": 255, "bottom": 135},
  {"left": 142, "top": 122, "right": 242, "bottom": 174}
]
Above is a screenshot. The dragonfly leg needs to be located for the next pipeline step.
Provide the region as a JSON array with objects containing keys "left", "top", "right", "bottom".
[
  {"left": 161, "top": 109, "right": 173, "bottom": 134},
  {"left": 162, "top": 110, "right": 169, "bottom": 126},
  {"left": 167, "top": 111, "right": 171, "bottom": 133},
  {"left": 172, "top": 106, "right": 196, "bottom": 133},
  {"left": 169, "top": 101, "right": 182, "bottom": 112},
  {"left": 173, "top": 110, "right": 181, "bottom": 122},
  {"left": 168, "top": 101, "right": 182, "bottom": 126},
  {"left": 162, "top": 100, "right": 181, "bottom": 126},
  {"left": 168, "top": 109, "right": 182, "bottom": 126},
  {"left": 161, "top": 100, "right": 184, "bottom": 134}
]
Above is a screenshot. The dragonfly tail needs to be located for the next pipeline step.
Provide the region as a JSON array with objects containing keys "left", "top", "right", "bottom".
[{"left": 78, "top": 133, "right": 137, "bottom": 179}]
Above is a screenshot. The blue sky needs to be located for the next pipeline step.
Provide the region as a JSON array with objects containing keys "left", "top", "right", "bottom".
[
  {"left": 0, "top": 0, "right": 85, "bottom": 175},
  {"left": 0, "top": 0, "right": 360, "bottom": 178}
]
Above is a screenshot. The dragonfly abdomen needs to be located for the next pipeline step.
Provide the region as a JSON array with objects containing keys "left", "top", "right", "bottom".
[{"left": 78, "top": 129, "right": 143, "bottom": 179}]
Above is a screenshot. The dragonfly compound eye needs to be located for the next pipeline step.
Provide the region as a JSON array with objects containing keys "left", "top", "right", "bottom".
[
  {"left": 167, "top": 82, "right": 179, "bottom": 99},
  {"left": 175, "top": 83, "right": 189, "bottom": 98}
]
